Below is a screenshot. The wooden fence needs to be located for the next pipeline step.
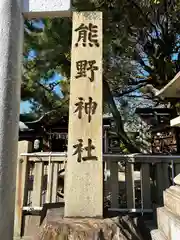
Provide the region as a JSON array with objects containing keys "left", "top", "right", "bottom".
[
  {"left": 14, "top": 141, "right": 67, "bottom": 238},
  {"left": 14, "top": 141, "right": 180, "bottom": 238},
  {"left": 104, "top": 154, "right": 180, "bottom": 213}
]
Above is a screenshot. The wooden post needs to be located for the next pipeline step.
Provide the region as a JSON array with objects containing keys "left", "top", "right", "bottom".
[
  {"left": 155, "top": 163, "right": 170, "bottom": 204},
  {"left": 140, "top": 164, "right": 151, "bottom": 209},
  {"left": 52, "top": 163, "right": 59, "bottom": 202},
  {"left": 110, "top": 161, "right": 119, "bottom": 208},
  {"left": 65, "top": 12, "right": 103, "bottom": 218},
  {"left": 14, "top": 141, "right": 32, "bottom": 238},
  {"left": 32, "top": 162, "right": 44, "bottom": 206},
  {"left": 125, "top": 162, "right": 135, "bottom": 209},
  {"left": 46, "top": 160, "right": 53, "bottom": 203}
]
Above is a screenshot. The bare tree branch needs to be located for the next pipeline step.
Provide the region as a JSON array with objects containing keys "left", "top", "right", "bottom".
[
  {"left": 113, "top": 82, "right": 147, "bottom": 97},
  {"left": 128, "top": 0, "right": 160, "bottom": 39},
  {"left": 24, "top": 99, "right": 69, "bottom": 124}
]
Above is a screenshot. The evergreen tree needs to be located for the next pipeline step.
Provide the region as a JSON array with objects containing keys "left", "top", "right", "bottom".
[{"left": 22, "top": 0, "right": 180, "bottom": 152}]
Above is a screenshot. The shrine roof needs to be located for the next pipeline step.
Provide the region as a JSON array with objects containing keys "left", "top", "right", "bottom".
[
  {"left": 135, "top": 107, "right": 173, "bottom": 130},
  {"left": 150, "top": 124, "right": 175, "bottom": 133},
  {"left": 135, "top": 107, "right": 172, "bottom": 115},
  {"left": 19, "top": 113, "right": 114, "bottom": 132},
  {"left": 156, "top": 71, "right": 180, "bottom": 98}
]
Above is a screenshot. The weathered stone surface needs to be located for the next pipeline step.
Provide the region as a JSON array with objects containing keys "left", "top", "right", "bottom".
[
  {"left": 151, "top": 229, "right": 167, "bottom": 240},
  {"left": 23, "top": 0, "right": 71, "bottom": 18},
  {"left": 157, "top": 207, "right": 180, "bottom": 239},
  {"left": 164, "top": 185, "right": 180, "bottom": 217},
  {"left": 23, "top": 216, "right": 41, "bottom": 237},
  {"left": 0, "top": 0, "right": 23, "bottom": 239},
  {"left": 34, "top": 213, "right": 151, "bottom": 240},
  {"left": 174, "top": 174, "right": 180, "bottom": 185},
  {"left": 65, "top": 12, "right": 103, "bottom": 218}
]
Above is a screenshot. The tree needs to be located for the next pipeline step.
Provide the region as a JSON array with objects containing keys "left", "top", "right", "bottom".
[{"left": 22, "top": 0, "right": 180, "bottom": 152}]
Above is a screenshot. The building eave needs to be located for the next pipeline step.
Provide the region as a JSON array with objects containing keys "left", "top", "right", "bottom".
[{"left": 156, "top": 71, "right": 180, "bottom": 98}]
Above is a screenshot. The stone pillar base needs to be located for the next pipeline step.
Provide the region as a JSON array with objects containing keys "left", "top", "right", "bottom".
[
  {"left": 34, "top": 209, "right": 151, "bottom": 240},
  {"left": 36, "top": 218, "right": 120, "bottom": 240}
]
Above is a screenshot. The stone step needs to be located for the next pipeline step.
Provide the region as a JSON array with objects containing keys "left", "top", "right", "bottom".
[
  {"left": 157, "top": 207, "right": 180, "bottom": 240},
  {"left": 151, "top": 229, "right": 167, "bottom": 240},
  {"left": 164, "top": 185, "right": 180, "bottom": 217}
]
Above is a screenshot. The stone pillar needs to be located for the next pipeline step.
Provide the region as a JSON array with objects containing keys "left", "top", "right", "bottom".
[
  {"left": 65, "top": 12, "right": 103, "bottom": 218},
  {"left": 0, "top": 0, "right": 24, "bottom": 238},
  {"left": 14, "top": 141, "right": 32, "bottom": 238}
]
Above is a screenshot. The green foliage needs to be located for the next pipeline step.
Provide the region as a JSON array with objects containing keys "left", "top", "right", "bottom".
[{"left": 22, "top": 0, "right": 180, "bottom": 153}]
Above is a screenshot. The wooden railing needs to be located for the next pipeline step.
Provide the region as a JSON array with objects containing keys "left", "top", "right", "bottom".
[
  {"left": 21, "top": 152, "right": 67, "bottom": 209},
  {"left": 14, "top": 141, "right": 180, "bottom": 238},
  {"left": 104, "top": 154, "right": 180, "bottom": 213},
  {"left": 14, "top": 146, "right": 67, "bottom": 238}
]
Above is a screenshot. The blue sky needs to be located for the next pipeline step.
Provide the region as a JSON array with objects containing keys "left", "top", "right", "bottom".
[
  {"left": 21, "top": 22, "right": 64, "bottom": 114},
  {"left": 20, "top": 72, "right": 63, "bottom": 113},
  {"left": 20, "top": 101, "right": 31, "bottom": 113}
]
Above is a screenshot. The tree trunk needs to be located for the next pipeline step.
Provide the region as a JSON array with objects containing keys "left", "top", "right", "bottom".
[{"left": 103, "top": 80, "right": 140, "bottom": 153}]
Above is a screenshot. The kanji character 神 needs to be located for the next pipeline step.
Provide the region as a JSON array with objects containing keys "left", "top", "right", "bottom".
[
  {"left": 74, "top": 97, "right": 97, "bottom": 122},
  {"left": 74, "top": 97, "right": 84, "bottom": 120},
  {"left": 85, "top": 97, "right": 97, "bottom": 123}
]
